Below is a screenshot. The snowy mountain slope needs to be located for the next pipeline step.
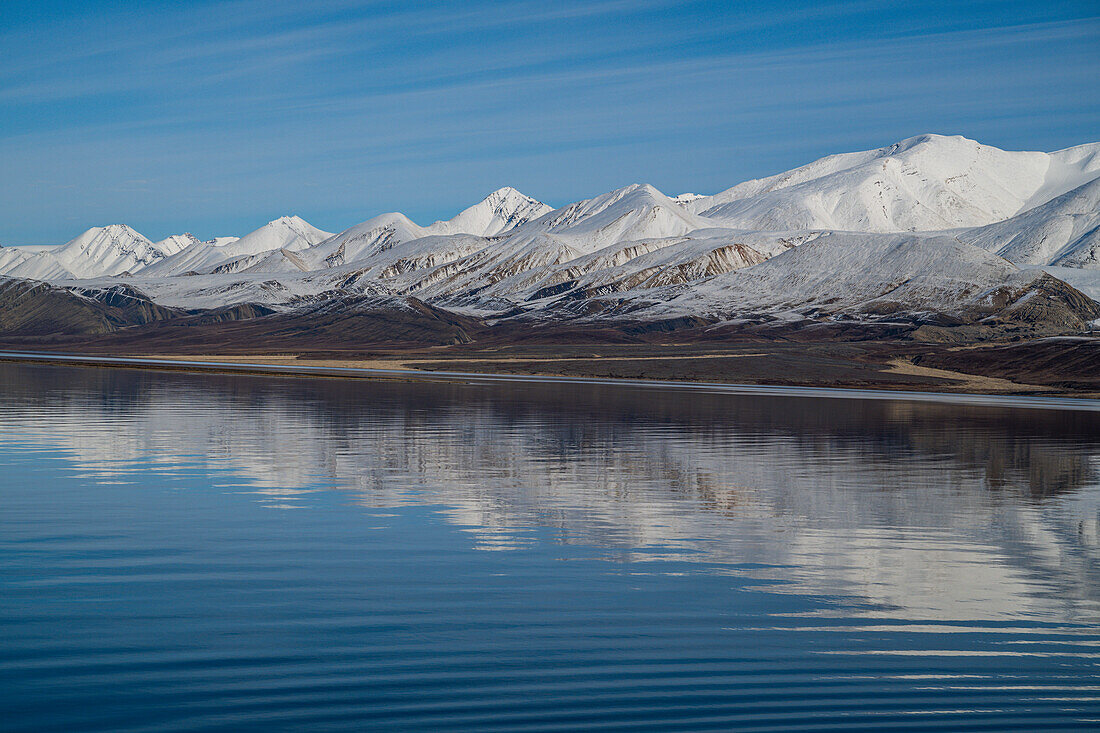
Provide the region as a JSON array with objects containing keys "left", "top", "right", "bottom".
[
  {"left": 392, "top": 232, "right": 589, "bottom": 304},
  {"left": 523, "top": 183, "right": 716, "bottom": 247},
  {"left": 228, "top": 215, "right": 331, "bottom": 255},
  {"left": 958, "top": 175, "right": 1100, "bottom": 268},
  {"left": 426, "top": 187, "right": 552, "bottom": 237},
  {"left": 215, "top": 247, "right": 313, "bottom": 275},
  {"left": 323, "top": 234, "right": 493, "bottom": 293},
  {"left": 4, "top": 134, "right": 1098, "bottom": 337},
  {"left": 51, "top": 225, "right": 180, "bottom": 278},
  {"left": 0, "top": 246, "right": 74, "bottom": 281},
  {"left": 422, "top": 230, "right": 810, "bottom": 309},
  {"left": 138, "top": 242, "right": 226, "bottom": 277},
  {"left": 153, "top": 233, "right": 238, "bottom": 255},
  {"left": 258, "top": 190, "right": 544, "bottom": 274},
  {"left": 153, "top": 234, "right": 202, "bottom": 257},
  {"left": 639, "top": 232, "right": 1024, "bottom": 319},
  {"left": 559, "top": 231, "right": 815, "bottom": 296},
  {"left": 302, "top": 212, "right": 427, "bottom": 270},
  {"left": 364, "top": 184, "right": 724, "bottom": 300},
  {"left": 143, "top": 216, "right": 330, "bottom": 276},
  {"left": 83, "top": 270, "right": 324, "bottom": 310},
  {"left": 474, "top": 236, "right": 706, "bottom": 304},
  {"left": 690, "top": 135, "right": 1100, "bottom": 233}
]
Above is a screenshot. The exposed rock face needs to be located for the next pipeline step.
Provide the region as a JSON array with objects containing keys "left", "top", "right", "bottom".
[
  {"left": 0, "top": 278, "right": 179, "bottom": 336},
  {"left": 977, "top": 273, "right": 1100, "bottom": 329}
]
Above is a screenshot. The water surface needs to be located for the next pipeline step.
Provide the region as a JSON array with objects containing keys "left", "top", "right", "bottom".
[{"left": 1, "top": 362, "right": 1099, "bottom": 731}]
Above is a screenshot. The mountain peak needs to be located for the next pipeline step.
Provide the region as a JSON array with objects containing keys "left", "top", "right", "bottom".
[
  {"left": 268, "top": 215, "right": 309, "bottom": 228},
  {"left": 623, "top": 182, "right": 666, "bottom": 198},
  {"left": 691, "top": 133, "right": 1100, "bottom": 232},
  {"left": 153, "top": 233, "right": 203, "bottom": 257},
  {"left": 233, "top": 216, "right": 333, "bottom": 255},
  {"left": 430, "top": 188, "right": 552, "bottom": 237},
  {"left": 580, "top": 183, "right": 672, "bottom": 211},
  {"left": 592, "top": 183, "right": 670, "bottom": 206},
  {"left": 85, "top": 223, "right": 145, "bottom": 239},
  {"left": 53, "top": 224, "right": 160, "bottom": 278},
  {"left": 672, "top": 192, "right": 705, "bottom": 207},
  {"left": 485, "top": 186, "right": 523, "bottom": 199},
  {"left": 66, "top": 224, "right": 150, "bottom": 248},
  {"left": 881, "top": 133, "right": 978, "bottom": 157},
  {"left": 523, "top": 182, "right": 709, "bottom": 251}
]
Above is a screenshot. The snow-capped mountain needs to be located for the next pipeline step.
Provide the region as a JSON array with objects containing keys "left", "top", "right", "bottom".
[
  {"left": 144, "top": 216, "right": 331, "bottom": 276},
  {"left": 642, "top": 232, "right": 1024, "bottom": 319},
  {"left": 427, "top": 187, "right": 552, "bottom": 237},
  {"left": 224, "top": 215, "right": 331, "bottom": 256},
  {"left": 153, "top": 233, "right": 238, "bottom": 255},
  {"left": 672, "top": 193, "right": 705, "bottom": 207},
  {"left": 302, "top": 188, "right": 552, "bottom": 271},
  {"left": 0, "top": 246, "right": 74, "bottom": 281},
  {"left": 688, "top": 134, "right": 1100, "bottom": 232},
  {"left": 959, "top": 175, "right": 1100, "bottom": 268},
  {"left": 153, "top": 233, "right": 203, "bottom": 257},
  {"left": 303, "top": 212, "right": 427, "bottom": 270},
  {"left": 3, "top": 135, "right": 1099, "bottom": 335},
  {"left": 527, "top": 183, "right": 713, "bottom": 248},
  {"left": 440, "top": 231, "right": 789, "bottom": 309},
  {"left": 52, "top": 224, "right": 178, "bottom": 278},
  {"left": 343, "top": 184, "right": 717, "bottom": 301}
]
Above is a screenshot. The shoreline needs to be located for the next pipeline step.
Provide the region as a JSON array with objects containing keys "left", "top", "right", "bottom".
[{"left": 2, "top": 350, "right": 1098, "bottom": 411}]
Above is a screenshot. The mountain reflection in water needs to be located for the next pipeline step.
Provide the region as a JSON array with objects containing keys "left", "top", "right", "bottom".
[{"left": 1, "top": 362, "right": 1098, "bottom": 731}]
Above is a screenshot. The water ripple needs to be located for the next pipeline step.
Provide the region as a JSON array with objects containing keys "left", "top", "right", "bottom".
[{"left": 1, "top": 362, "right": 1099, "bottom": 730}]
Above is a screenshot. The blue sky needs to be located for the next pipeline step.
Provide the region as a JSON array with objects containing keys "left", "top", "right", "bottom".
[{"left": 1, "top": 0, "right": 1097, "bottom": 244}]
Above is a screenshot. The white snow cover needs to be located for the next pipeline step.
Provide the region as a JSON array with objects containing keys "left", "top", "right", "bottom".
[
  {"left": 426, "top": 187, "right": 552, "bottom": 237},
  {"left": 143, "top": 216, "right": 331, "bottom": 276},
  {"left": 347, "top": 183, "right": 717, "bottom": 300},
  {"left": 672, "top": 193, "right": 706, "bottom": 206},
  {"left": 643, "top": 232, "right": 1025, "bottom": 318},
  {"left": 689, "top": 134, "right": 1100, "bottom": 232},
  {"left": 959, "top": 176, "right": 1100, "bottom": 268},
  {"left": 225, "top": 215, "right": 331, "bottom": 255},
  {"left": 0, "top": 246, "right": 74, "bottom": 280},
  {"left": 52, "top": 225, "right": 177, "bottom": 278},
  {"left": 524, "top": 183, "right": 714, "bottom": 248},
  {"left": 3, "top": 135, "right": 1099, "bottom": 319},
  {"left": 153, "top": 233, "right": 202, "bottom": 257},
  {"left": 303, "top": 212, "right": 427, "bottom": 270},
  {"left": 154, "top": 233, "right": 238, "bottom": 255}
]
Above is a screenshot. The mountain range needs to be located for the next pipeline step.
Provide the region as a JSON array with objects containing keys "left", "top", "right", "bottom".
[{"left": 2, "top": 134, "right": 1099, "bottom": 346}]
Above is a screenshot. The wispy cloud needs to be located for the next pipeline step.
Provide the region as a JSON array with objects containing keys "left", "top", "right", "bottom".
[{"left": 0, "top": 1, "right": 1096, "bottom": 243}]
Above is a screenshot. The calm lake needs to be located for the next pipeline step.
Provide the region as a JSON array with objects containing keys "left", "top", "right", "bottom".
[{"left": 1, "top": 361, "right": 1098, "bottom": 732}]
